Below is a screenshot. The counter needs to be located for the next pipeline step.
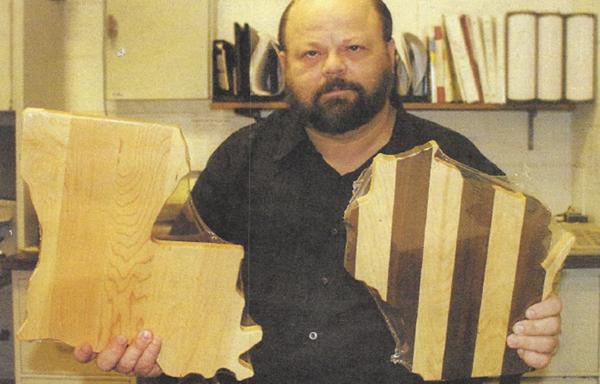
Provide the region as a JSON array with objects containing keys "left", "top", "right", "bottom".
[{"left": 3, "top": 250, "right": 599, "bottom": 272}]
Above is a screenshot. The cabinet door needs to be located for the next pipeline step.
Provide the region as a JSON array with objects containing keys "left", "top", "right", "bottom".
[
  {"left": 105, "top": 0, "right": 212, "bottom": 100},
  {"left": 0, "top": 0, "right": 11, "bottom": 110},
  {"left": 12, "top": 270, "right": 135, "bottom": 384}
]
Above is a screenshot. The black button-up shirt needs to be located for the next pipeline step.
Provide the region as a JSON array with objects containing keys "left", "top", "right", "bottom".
[{"left": 190, "top": 107, "right": 502, "bottom": 383}]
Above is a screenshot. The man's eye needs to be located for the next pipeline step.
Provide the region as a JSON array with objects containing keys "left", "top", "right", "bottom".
[
  {"left": 347, "top": 45, "right": 363, "bottom": 52},
  {"left": 303, "top": 50, "right": 320, "bottom": 58}
]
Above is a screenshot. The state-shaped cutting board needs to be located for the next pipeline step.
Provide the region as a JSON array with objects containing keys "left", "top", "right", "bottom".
[
  {"left": 18, "top": 109, "right": 262, "bottom": 380},
  {"left": 344, "top": 141, "right": 574, "bottom": 380}
]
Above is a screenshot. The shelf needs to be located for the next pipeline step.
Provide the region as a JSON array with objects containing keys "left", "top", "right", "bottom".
[
  {"left": 404, "top": 102, "right": 576, "bottom": 111},
  {"left": 210, "top": 101, "right": 577, "bottom": 111},
  {"left": 211, "top": 100, "right": 577, "bottom": 150},
  {"left": 211, "top": 101, "right": 289, "bottom": 110}
]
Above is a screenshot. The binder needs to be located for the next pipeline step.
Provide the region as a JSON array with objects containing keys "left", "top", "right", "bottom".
[
  {"left": 536, "top": 13, "right": 564, "bottom": 102},
  {"left": 506, "top": 12, "right": 537, "bottom": 102},
  {"left": 212, "top": 40, "right": 236, "bottom": 99},
  {"left": 565, "top": 13, "right": 597, "bottom": 102},
  {"left": 234, "top": 22, "right": 252, "bottom": 99},
  {"left": 504, "top": 11, "right": 596, "bottom": 103}
]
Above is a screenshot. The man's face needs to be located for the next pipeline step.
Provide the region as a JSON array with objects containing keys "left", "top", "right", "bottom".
[{"left": 280, "top": 0, "right": 396, "bottom": 134}]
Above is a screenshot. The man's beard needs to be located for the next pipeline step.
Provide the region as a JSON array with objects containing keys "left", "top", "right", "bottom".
[{"left": 286, "top": 68, "right": 394, "bottom": 135}]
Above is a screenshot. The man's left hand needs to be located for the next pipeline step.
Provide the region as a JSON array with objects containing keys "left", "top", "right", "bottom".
[{"left": 506, "top": 293, "right": 562, "bottom": 369}]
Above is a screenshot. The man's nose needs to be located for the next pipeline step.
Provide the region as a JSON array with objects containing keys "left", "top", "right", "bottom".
[{"left": 321, "top": 52, "right": 347, "bottom": 77}]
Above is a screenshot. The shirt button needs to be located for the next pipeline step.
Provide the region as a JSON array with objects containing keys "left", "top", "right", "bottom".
[
  {"left": 330, "top": 227, "right": 339, "bottom": 236},
  {"left": 320, "top": 276, "right": 330, "bottom": 285},
  {"left": 308, "top": 331, "right": 318, "bottom": 341}
]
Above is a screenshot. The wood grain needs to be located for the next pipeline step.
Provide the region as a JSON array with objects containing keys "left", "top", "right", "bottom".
[
  {"left": 442, "top": 176, "right": 495, "bottom": 379},
  {"left": 412, "top": 154, "right": 463, "bottom": 379},
  {"left": 343, "top": 141, "right": 574, "bottom": 380},
  {"left": 472, "top": 187, "right": 526, "bottom": 377},
  {"left": 17, "top": 109, "right": 262, "bottom": 380}
]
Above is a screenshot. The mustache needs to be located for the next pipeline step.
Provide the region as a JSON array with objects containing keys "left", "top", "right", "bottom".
[{"left": 313, "top": 78, "right": 364, "bottom": 100}]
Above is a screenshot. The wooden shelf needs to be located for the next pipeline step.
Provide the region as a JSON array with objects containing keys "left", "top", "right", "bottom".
[
  {"left": 404, "top": 102, "right": 576, "bottom": 111},
  {"left": 211, "top": 101, "right": 289, "bottom": 110},
  {"left": 210, "top": 101, "right": 577, "bottom": 111}
]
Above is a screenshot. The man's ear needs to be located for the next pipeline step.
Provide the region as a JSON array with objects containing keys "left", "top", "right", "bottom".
[
  {"left": 278, "top": 50, "right": 288, "bottom": 71},
  {"left": 386, "top": 38, "right": 397, "bottom": 64}
]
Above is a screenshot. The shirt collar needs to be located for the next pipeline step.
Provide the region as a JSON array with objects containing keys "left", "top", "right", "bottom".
[
  {"left": 271, "top": 102, "right": 406, "bottom": 162},
  {"left": 272, "top": 110, "right": 309, "bottom": 162}
]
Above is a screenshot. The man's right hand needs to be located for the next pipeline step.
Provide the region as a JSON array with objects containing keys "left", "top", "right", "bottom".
[{"left": 73, "top": 330, "right": 163, "bottom": 377}]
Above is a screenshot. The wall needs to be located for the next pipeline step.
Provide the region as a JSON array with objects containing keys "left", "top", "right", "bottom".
[
  {"left": 217, "top": 0, "right": 575, "bottom": 42},
  {"left": 36, "top": 0, "right": 589, "bottom": 215},
  {"left": 571, "top": 0, "right": 600, "bottom": 222}
]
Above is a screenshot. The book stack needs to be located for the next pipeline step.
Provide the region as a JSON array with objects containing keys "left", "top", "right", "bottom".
[
  {"left": 212, "top": 23, "right": 285, "bottom": 102},
  {"left": 506, "top": 12, "right": 597, "bottom": 103},
  {"left": 429, "top": 15, "right": 506, "bottom": 104},
  {"left": 428, "top": 12, "right": 596, "bottom": 104}
]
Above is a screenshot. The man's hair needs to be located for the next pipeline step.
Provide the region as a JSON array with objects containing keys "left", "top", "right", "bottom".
[{"left": 277, "top": 0, "right": 393, "bottom": 51}]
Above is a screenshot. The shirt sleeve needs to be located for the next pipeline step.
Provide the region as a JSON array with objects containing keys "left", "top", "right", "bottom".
[{"left": 189, "top": 126, "right": 254, "bottom": 246}]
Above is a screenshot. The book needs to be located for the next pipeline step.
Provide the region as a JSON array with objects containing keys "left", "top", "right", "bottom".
[
  {"left": 495, "top": 16, "right": 506, "bottom": 103},
  {"left": 481, "top": 16, "right": 498, "bottom": 103},
  {"left": 470, "top": 17, "right": 490, "bottom": 103},
  {"left": 444, "top": 15, "right": 480, "bottom": 103},
  {"left": 441, "top": 25, "right": 459, "bottom": 102},
  {"left": 403, "top": 33, "right": 429, "bottom": 98},
  {"left": 249, "top": 31, "right": 284, "bottom": 97},
  {"left": 430, "top": 25, "right": 452, "bottom": 103},
  {"left": 460, "top": 15, "right": 484, "bottom": 103},
  {"left": 396, "top": 49, "right": 411, "bottom": 98},
  {"left": 428, "top": 29, "right": 438, "bottom": 103}
]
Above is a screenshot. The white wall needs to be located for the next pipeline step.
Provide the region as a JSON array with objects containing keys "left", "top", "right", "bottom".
[
  {"left": 413, "top": 110, "right": 572, "bottom": 213},
  {"left": 215, "top": 0, "right": 574, "bottom": 42},
  {"left": 570, "top": 0, "right": 600, "bottom": 222}
]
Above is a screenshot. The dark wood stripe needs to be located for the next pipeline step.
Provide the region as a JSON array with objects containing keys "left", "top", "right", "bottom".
[
  {"left": 501, "top": 197, "right": 551, "bottom": 375},
  {"left": 442, "top": 177, "right": 495, "bottom": 380},
  {"left": 344, "top": 206, "right": 359, "bottom": 277},
  {"left": 386, "top": 150, "right": 433, "bottom": 367}
]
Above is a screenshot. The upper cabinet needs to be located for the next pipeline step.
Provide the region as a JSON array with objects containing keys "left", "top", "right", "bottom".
[
  {"left": 0, "top": 0, "right": 11, "bottom": 110},
  {"left": 104, "top": 0, "right": 214, "bottom": 100}
]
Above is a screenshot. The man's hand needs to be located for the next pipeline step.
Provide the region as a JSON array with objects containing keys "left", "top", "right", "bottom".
[
  {"left": 73, "top": 330, "right": 163, "bottom": 377},
  {"left": 507, "top": 293, "right": 562, "bottom": 369}
]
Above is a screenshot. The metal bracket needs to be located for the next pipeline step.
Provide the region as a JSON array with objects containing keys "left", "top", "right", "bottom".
[{"left": 527, "top": 109, "right": 538, "bottom": 150}]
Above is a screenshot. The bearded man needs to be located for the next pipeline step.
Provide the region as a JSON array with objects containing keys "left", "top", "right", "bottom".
[{"left": 75, "top": 1, "right": 563, "bottom": 383}]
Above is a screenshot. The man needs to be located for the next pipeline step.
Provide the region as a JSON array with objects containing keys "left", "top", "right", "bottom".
[{"left": 75, "top": 0, "right": 562, "bottom": 382}]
